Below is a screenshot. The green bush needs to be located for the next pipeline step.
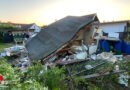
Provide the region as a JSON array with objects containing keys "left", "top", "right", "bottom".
[
  {"left": 0, "top": 31, "right": 3, "bottom": 42},
  {"left": 0, "top": 24, "right": 18, "bottom": 30},
  {"left": 0, "top": 59, "right": 67, "bottom": 90},
  {"left": 26, "top": 61, "right": 67, "bottom": 90}
]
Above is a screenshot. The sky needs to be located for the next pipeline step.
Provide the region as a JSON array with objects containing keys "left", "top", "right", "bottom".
[{"left": 0, "top": 0, "right": 130, "bottom": 26}]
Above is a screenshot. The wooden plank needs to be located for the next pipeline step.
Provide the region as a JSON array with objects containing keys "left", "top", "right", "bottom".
[
  {"left": 59, "top": 46, "right": 77, "bottom": 52},
  {"left": 80, "top": 70, "right": 128, "bottom": 79},
  {"left": 56, "top": 59, "right": 89, "bottom": 65},
  {"left": 71, "top": 61, "right": 106, "bottom": 76},
  {"left": 90, "top": 25, "right": 99, "bottom": 43}
]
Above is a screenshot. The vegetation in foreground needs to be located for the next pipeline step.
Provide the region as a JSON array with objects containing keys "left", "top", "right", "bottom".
[
  {"left": 0, "top": 58, "right": 129, "bottom": 90},
  {"left": 0, "top": 59, "right": 67, "bottom": 90}
]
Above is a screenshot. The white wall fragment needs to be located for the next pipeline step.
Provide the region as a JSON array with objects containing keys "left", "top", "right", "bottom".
[
  {"left": 74, "top": 52, "right": 87, "bottom": 59},
  {"left": 119, "top": 72, "right": 129, "bottom": 87},
  {"left": 89, "top": 45, "right": 97, "bottom": 55}
]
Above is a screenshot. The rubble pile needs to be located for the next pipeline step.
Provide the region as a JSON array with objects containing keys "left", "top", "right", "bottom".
[
  {"left": 0, "top": 14, "right": 129, "bottom": 88},
  {"left": 0, "top": 44, "right": 30, "bottom": 73},
  {"left": 0, "top": 45, "right": 24, "bottom": 58},
  {"left": 42, "top": 40, "right": 129, "bottom": 87},
  {"left": 47, "top": 40, "right": 89, "bottom": 64},
  {"left": 24, "top": 14, "right": 129, "bottom": 87}
]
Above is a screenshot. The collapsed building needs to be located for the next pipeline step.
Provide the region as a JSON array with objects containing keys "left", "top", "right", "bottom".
[
  {"left": 20, "top": 14, "right": 130, "bottom": 87},
  {"left": 25, "top": 14, "right": 99, "bottom": 63}
]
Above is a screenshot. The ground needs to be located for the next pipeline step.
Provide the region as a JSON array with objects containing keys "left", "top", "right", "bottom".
[{"left": 0, "top": 43, "right": 14, "bottom": 52}]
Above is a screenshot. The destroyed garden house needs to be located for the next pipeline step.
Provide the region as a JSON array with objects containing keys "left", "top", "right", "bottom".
[
  {"left": 22, "top": 14, "right": 130, "bottom": 87},
  {"left": 26, "top": 14, "right": 99, "bottom": 61}
]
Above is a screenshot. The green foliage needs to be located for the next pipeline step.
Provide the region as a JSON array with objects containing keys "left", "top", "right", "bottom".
[
  {"left": 26, "top": 61, "right": 67, "bottom": 90},
  {"left": 0, "top": 59, "right": 66, "bottom": 90},
  {"left": 87, "top": 82, "right": 100, "bottom": 90},
  {"left": 75, "top": 77, "right": 87, "bottom": 84},
  {"left": 0, "top": 59, "right": 23, "bottom": 89},
  {"left": 0, "top": 24, "right": 18, "bottom": 30},
  {"left": 0, "top": 58, "right": 129, "bottom": 90},
  {"left": 116, "top": 58, "right": 130, "bottom": 70},
  {"left": 71, "top": 59, "right": 130, "bottom": 90},
  {"left": 42, "top": 66, "right": 66, "bottom": 89}
]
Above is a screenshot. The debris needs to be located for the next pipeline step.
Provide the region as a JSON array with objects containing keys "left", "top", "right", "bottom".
[
  {"left": 89, "top": 44, "right": 97, "bottom": 55},
  {"left": 74, "top": 52, "right": 87, "bottom": 59},
  {"left": 109, "top": 56, "right": 118, "bottom": 64},
  {"left": 114, "top": 55, "right": 123, "bottom": 61},
  {"left": 71, "top": 60, "right": 106, "bottom": 76},
  {"left": 6, "top": 51, "right": 10, "bottom": 56},
  {"left": 0, "top": 52, "right": 6, "bottom": 57},
  {"left": 56, "top": 59, "right": 88, "bottom": 66},
  {"left": 71, "top": 45, "right": 83, "bottom": 53},
  {"left": 124, "top": 55, "right": 130, "bottom": 60},
  {"left": 96, "top": 52, "right": 118, "bottom": 64},
  {"left": 80, "top": 70, "right": 128, "bottom": 79},
  {"left": 1, "top": 13, "right": 130, "bottom": 90},
  {"left": 0, "top": 45, "right": 25, "bottom": 58},
  {"left": 85, "top": 65, "right": 93, "bottom": 70},
  {"left": 115, "top": 65, "right": 119, "bottom": 71},
  {"left": 99, "top": 52, "right": 113, "bottom": 60},
  {"left": 48, "top": 54, "right": 58, "bottom": 62},
  {"left": 96, "top": 52, "right": 111, "bottom": 60},
  {"left": 119, "top": 72, "right": 129, "bottom": 87},
  {"left": 91, "top": 54, "right": 97, "bottom": 60}
]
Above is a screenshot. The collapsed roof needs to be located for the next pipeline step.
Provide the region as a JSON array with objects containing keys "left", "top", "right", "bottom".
[{"left": 25, "top": 14, "right": 99, "bottom": 60}]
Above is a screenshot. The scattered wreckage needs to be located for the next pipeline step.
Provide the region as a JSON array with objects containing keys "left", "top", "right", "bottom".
[
  {"left": 1, "top": 14, "right": 129, "bottom": 88},
  {"left": 0, "top": 45, "right": 30, "bottom": 73},
  {"left": 25, "top": 14, "right": 99, "bottom": 62},
  {"left": 25, "top": 14, "right": 129, "bottom": 87}
]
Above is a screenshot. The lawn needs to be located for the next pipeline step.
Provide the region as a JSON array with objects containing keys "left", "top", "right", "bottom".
[{"left": 0, "top": 43, "right": 14, "bottom": 52}]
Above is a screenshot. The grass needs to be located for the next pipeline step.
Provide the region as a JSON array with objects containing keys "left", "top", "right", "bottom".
[
  {"left": 128, "top": 27, "right": 130, "bottom": 32},
  {"left": 0, "top": 43, "right": 14, "bottom": 52}
]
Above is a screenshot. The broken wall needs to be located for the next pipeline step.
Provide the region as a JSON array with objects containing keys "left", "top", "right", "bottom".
[{"left": 75, "top": 24, "right": 97, "bottom": 45}]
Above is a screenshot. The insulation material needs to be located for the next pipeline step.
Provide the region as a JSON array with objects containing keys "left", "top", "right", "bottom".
[
  {"left": 89, "top": 45, "right": 97, "bottom": 55},
  {"left": 97, "top": 52, "right": 113, "bottom": 60},
  {"left": 74, "top": 52, "right": 87, "bottom": 59},
  {"left": 91, "top": 54, "right": 97, "bottom": 60},
  {"left": 71, "top": 44, "right": 88, "bottom": 53},
  {"left": 85, "top": 65, "right": 93, "bottom": 70},
  {"left": 71, "top": 45, "right": 83, "bottom": 52},
  {"left": 119, "top": 72, "right": 129, "bottom": 87}
]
